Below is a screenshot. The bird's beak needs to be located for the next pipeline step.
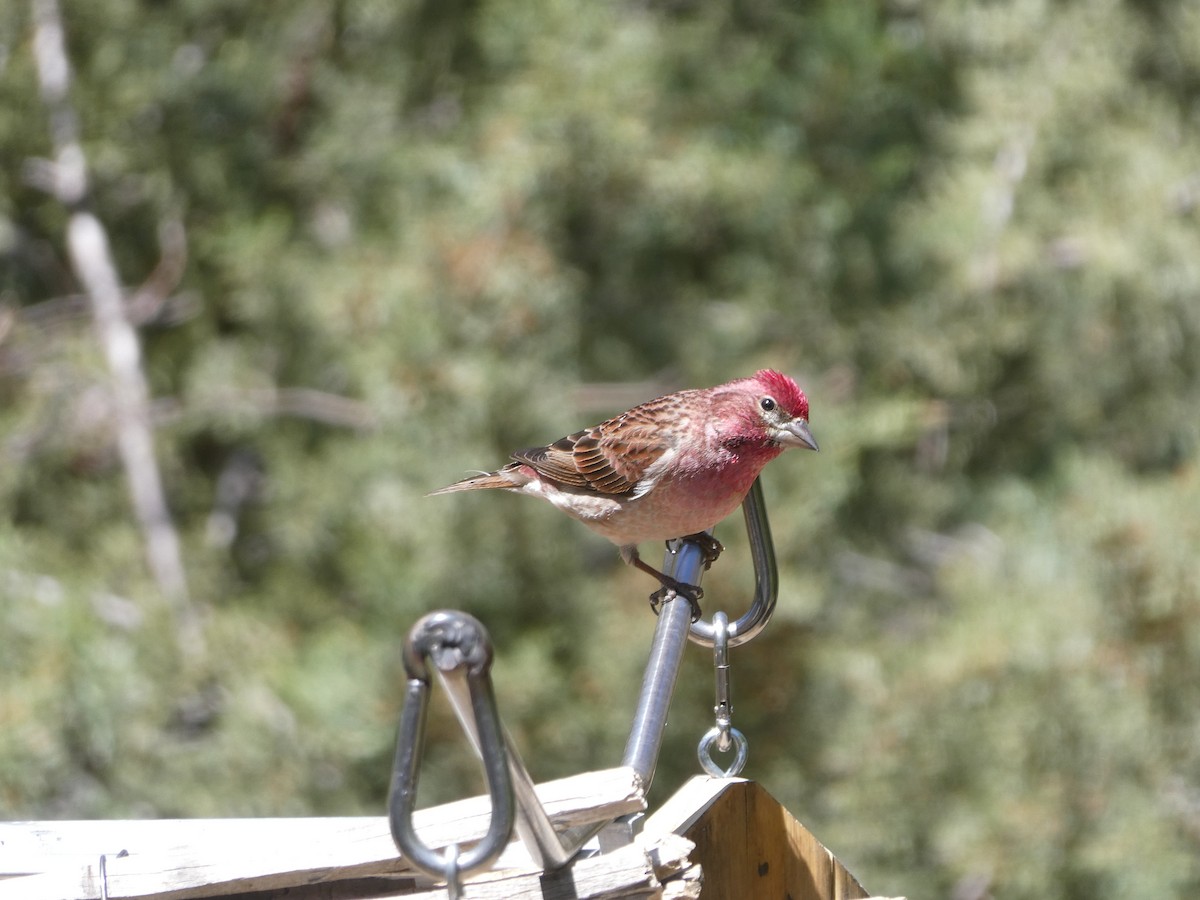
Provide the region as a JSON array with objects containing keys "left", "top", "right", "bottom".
[{"left": 777, "top": 419, "right": 819, "bottom": 452}]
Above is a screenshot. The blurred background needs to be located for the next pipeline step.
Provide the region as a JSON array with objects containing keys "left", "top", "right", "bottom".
[{"left": 2, "top": 0, "right": 1200, "bottom": 896}]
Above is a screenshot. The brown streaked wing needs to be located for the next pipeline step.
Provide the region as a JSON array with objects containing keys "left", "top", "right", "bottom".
[
  {"left": 590, "top": 401, "right": 674, "bottom": 492},
  {"left": 510, "top": 395, "right": 675, "bottom": 496}
]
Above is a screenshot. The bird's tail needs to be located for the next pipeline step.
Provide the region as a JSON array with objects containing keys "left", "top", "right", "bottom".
[{"left": 427, "top": 470, "right": 518, "bottom": 496}]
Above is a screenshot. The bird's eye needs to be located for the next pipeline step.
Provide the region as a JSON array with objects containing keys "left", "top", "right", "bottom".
[{"left": 760, "top": 396, "right": 776, "bottom": 412}]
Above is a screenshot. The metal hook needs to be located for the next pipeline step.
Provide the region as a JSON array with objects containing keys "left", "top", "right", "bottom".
[
  {"left": 688, "top": 477, "right": 779, "bottom": 649},
  {"left": 388, "top": 611, "right": 515, "bottom": 885}
]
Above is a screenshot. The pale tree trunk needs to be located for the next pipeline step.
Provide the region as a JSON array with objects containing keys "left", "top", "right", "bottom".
[{"left": 31, "top": 0, "right": 205, "bottom": 661}]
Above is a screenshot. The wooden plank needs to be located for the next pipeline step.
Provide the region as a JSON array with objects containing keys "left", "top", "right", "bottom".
[
  {"left": 0, "top": 767, "right": 645, "bottom": 900},
  {"left": 2, "top": 836, "right": 686, "bottom": 900},
  {"left": 644, "top": 777, "right": 871, "bottom": 900}
]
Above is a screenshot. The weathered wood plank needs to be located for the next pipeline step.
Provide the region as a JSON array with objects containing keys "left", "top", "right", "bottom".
[
  {"left": 0, "top": 767, "right": 644, "bottom": 900},
  {"left": 3, "top": 837, "right": 686, "bottom": 900}
]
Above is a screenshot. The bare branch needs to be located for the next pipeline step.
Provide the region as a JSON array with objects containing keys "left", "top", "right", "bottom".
[{"left": 30, "top": 0, "right": 204, "bottom": 660}]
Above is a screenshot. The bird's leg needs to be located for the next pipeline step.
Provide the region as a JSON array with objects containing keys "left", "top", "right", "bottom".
[
  {"left": 629, "top": 553, "right": 704, "bottom": 622},
  {"left": 677, "top": 532, "right": 724, "bottom": 570}
]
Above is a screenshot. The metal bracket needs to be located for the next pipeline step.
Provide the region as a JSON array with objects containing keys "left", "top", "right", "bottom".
[
  {"left": 388, "top": 611, "right": 515, "bottom": 889},
  {"left": 388, "top": 610, "right": 610, "bottom": 890},
  {"left": 389, "top": 476, "right": 784, "bottom": 882}
]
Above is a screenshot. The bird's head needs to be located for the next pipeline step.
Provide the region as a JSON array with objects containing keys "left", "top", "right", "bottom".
[{"left": 738, "top": 369, "right": 819, "bottom": 452}]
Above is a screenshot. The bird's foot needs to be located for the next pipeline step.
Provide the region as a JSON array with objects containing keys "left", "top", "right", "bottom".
[
  {"left": 678, "top": 532, "right": 725, "bottom": 570},
  {"left": 649, "top": 579, "right": 704, "bottom": 622}
]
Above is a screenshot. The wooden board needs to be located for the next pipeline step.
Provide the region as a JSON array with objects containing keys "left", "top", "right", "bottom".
[
  {"left": 644, "top": 777, "right": 872, "bottom": 900},
  {"left": 0, "top": 767, "right": 646, "bottom": 900}
]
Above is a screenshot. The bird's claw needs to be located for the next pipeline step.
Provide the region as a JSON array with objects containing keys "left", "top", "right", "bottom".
[
  {"left": 649, "top": 580, "right": 704, "bottom": 622},
  {"left": 670, "top": 533, "right": 725, "bottom": 571}
]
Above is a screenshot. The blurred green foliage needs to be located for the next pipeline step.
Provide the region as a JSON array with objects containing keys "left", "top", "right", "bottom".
[{"left": 2, "top": 0, "right": 1200, "bottom": 896}]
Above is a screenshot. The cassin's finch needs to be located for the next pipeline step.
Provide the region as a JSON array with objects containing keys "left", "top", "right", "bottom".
[{"left": 431, "top": 370, "right": 817, "bottom": 616}]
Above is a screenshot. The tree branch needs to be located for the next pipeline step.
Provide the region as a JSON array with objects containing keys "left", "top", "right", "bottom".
[{"left": 30, "top": 0, "right": 204, "bottom": 659}]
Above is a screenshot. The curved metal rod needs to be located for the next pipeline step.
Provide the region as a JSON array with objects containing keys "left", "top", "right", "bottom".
[
  {"left": 688, "top": 476, "right": 779, "bottom": 648},
  {"left": 388, "top": 611, "right": 515, "bottom": 883}
]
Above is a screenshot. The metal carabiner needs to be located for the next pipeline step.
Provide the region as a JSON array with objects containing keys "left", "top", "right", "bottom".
[
  {"left": 710, "top": 612, "right": 733, "bottom": 753},
  {"left": 696, "top": 611, "right": 748, "bottom": 777},
  {"left": 388, "top": 611, "right": 516, "bottom": 888},
  {"left": 688, "top": 477, "right": 779, "bottom": 649}
]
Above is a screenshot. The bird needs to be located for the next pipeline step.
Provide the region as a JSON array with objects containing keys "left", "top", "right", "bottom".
[{"left": 430, "top": 370, "right": 818, "bottom": 618}]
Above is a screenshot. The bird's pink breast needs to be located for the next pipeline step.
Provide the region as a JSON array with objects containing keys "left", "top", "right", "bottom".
[{"left": 581, "top": 446, "right": 779, "bottom": 547}]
